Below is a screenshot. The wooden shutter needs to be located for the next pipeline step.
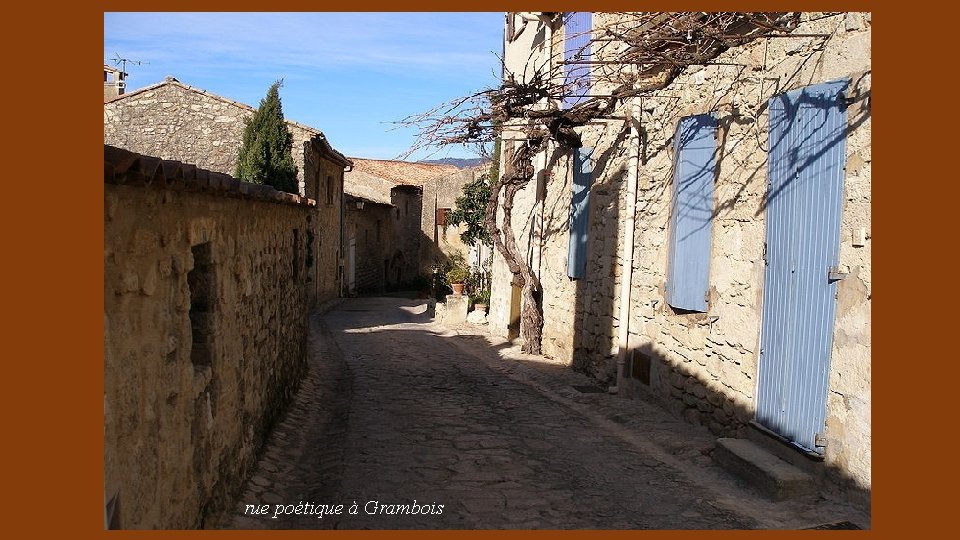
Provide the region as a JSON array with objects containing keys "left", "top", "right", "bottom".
[
  {"left": 563, "top": 12, "right": 592, "bottom": 109},
  {"left": 436, "top": 207, "right": 450, "bottom": 227},
  {"left": 666, "top": 114, "right": 717, "bottom": 312},
  {"left": 567, "top": 146, "right": 593, "bottom": 278}
]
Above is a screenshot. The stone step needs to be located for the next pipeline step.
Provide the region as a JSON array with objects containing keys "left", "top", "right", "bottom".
[
  {"left": 713, "top": 438, "right": 816, "bottom": 501},
  {"left": 744, "top": 421, "right": 826, "bottom": 481}
]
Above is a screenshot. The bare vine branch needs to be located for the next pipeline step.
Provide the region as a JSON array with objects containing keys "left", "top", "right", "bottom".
[{"left": 399, "top": 11, "right": 807, "bottom": 354}]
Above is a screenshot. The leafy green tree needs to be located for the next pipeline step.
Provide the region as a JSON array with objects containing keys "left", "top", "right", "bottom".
[
  {"left": 235, "top": 80, "right": 298, "bottom": 193},
  {"left": 448, "top": 171, "right": 492, "bottom": 247}
]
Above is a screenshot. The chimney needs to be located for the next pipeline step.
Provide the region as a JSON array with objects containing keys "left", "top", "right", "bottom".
[{"left": 103, "top": 65, "right": 126, "bottom": 100}]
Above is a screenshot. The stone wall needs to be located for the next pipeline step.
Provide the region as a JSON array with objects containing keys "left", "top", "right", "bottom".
[
  {"left": 104, "top": 78, "right": 337, "bottom": 199},
  {"left": 104, "top": 146, "right": 317, "bottom": 528},
  {"left": 344, "top": 200, "right": 393, "bottom": 293},
  {"left": 389, "top": 186, "right": 425, "bottom": 286},
  {"left": 420, "top": 168, "right": 481, "bottom": 274},
  {"left": 305, "top": 156, "right": 346, "bottom": 303},
  {"left": 342, "top": 187, "right": 425, "bottom": 293},
  {"left": 104, "top": 78, "right": 346, "bottom": 305},
  {"left": 492, "top": 12, "right": 871, "bottom": 498}
]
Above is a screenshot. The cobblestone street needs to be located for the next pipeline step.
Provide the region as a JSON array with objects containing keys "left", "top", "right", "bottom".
[{"left": 223, "top": 297, "right": 868, "bottom": 530}]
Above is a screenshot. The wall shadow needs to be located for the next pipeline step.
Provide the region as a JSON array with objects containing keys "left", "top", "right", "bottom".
[
  {"left": 569, "top": 126, "right": 628, "bottom": 386},
  {"left": 554, "top": 32, "right": 872, "bottom": 519},
  {"left": 318, "top": 297, "right": 871, "bottom": 526}
]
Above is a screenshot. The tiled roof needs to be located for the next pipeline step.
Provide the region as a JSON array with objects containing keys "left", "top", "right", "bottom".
[
  {"left": 104, "top": 145, "right": 316, "bottom": 208},
  {"left": 347, "top": 158, "right": 459, "bottom": 187}
]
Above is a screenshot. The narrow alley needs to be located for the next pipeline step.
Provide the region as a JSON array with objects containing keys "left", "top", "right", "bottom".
[{"left": 222, "top": 297, "right": 868, "bottom": 530}]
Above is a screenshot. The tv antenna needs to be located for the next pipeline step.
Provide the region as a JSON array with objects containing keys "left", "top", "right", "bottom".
[{"left": 111, "top": 53, "right": 148, "bottom": 75}]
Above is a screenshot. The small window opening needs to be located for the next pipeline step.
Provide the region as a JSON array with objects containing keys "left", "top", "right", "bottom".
[{"left": 188, "top": 242, "right": 216, "bottom": 368}]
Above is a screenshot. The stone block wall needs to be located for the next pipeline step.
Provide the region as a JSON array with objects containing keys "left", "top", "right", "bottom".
[
  {"left": 420, "top": 168, "right": 481, "bottom": 274},
  {"left": 389, "top": 187, "right": 425, "bottom": 286},
  {"left": 104, "top": 78, "right": 329, "bottom": 200},
  {"left": 345, "top": 201, "right": 393, "bottom": 293},
  {"left": 104, "top": 78, "right": 346, "bottom": 305},
  {"left": 305, "top": 155, "right": 346, "bottom": 303},
  {"left": 492, "top": 12, "right": 871, "bottom": 497},
  {"left": 104, "top": 146, "right": 317, "bottom": 528}
]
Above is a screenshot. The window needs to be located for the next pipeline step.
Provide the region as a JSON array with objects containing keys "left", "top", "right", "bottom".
[
  {"left": 567, "top": 147, "right": 593, "bottom": 278},
  {"left": 188, "top": 242, "right": 216, "bottom": 367},
  {"left": 436, "top": 207, "right": 451, "bottom": 228},
  {"left": 292, "top": 229, "right": 301, "bottom": 280},
  {"left": 326, "top": 175, "right": 335, "bottom": 205},
  {"left": 562, "top": 12, "right": 592, "bottom": 109},
  {"left": 666, "top": 114, "right": 718, "bottom": 312}
]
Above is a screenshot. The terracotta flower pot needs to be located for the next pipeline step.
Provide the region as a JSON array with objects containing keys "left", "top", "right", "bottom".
[{"left": 451, "top": 283, "right": 465, "bottom": 295}]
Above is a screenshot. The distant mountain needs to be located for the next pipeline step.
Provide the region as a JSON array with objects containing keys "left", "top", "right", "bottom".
[{"left": 419, "top": 157, "right": 490, "bottom": 169}]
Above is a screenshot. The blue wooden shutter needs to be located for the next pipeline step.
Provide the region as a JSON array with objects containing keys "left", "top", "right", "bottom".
[
  {"left": 666, "top": 114, "right": 718, "bottom": 312},
  {"left": 757, "top": 79, "right": 848, "bottom": 454},
  {"left": 567, "top": 146, "right": 593, "bottom": 278},
  {"left": 563, "top": 12, "right": 592, "bottom": 109}
]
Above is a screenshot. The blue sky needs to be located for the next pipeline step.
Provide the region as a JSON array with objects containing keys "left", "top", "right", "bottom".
[{"left": 104, "top": 12, "right": 504, "bottom": 161}]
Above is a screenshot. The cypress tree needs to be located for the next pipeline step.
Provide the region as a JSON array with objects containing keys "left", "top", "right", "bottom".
[{"left": 235, "top": 80, "right": 298, "bottom": 193}]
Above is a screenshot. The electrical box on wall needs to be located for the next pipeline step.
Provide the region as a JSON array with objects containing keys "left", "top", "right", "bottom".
[{"left": 852, "top": 227, "right": 867, "bottom": 247}]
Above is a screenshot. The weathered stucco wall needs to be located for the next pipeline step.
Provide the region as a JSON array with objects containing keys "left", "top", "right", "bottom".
[
  {"left": 492, "top": 12, "right": 871, "bottom": 499},
  {"left": 104, "top": 147, "right": 317, "bottom": 528}
]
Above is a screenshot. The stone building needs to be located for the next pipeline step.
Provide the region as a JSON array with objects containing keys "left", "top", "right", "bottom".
[
  {"left": 104, "top": 146, "right": 321, "bottom": 528},
  {"left": 419, "top": 165, "right": 491, "bottom": 276},
  {"left": 343, "top": 158, "right": 460, "bottom": 293},
  {"left": 104, "top": 76, "right": 351, "bottom": 305},
  {"left": 490, "top": 12, "right": 871, "bottom": 504}
]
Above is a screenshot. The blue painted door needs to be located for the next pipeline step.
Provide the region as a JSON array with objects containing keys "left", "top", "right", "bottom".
[{"left": 757, "top": 80, "right": 848, "bottom": 454}]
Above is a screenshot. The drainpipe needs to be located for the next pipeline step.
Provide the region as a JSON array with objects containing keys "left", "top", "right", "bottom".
[
  {"left": 611, "top": 99, "right": 640, "bottom": 394},
  {"left": 340, "top": 165, "right": 350, "bottom": 297}
]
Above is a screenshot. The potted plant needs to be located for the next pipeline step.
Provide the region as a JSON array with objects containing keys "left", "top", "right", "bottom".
[
  {"left": 444, "top": 252, "right": 470, "bottom": 296},
  {"left": 470, "top": 287, "right": 491, "bottom": 313}
]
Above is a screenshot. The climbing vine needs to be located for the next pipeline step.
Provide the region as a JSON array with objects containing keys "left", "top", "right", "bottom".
[{"left": 401, "top": 12, "right": 807, "bottom": 354}]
